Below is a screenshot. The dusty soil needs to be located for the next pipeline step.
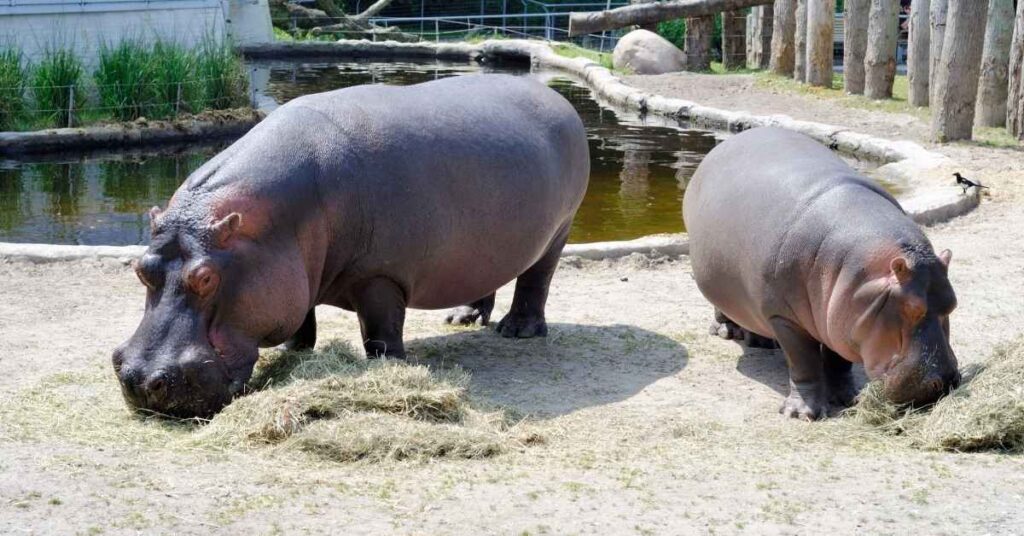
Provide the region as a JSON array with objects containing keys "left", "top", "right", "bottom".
[{"left": 2, "top": 75, "right": 1024, "bottom": 535}]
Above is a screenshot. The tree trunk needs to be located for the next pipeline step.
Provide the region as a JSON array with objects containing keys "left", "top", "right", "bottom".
[
  {"left": 794, "top": 0, "right": 807, "bottom": 81},
  {"left": 568, "top": 0, "right": 774, "bottom": 36},
  {"left": 770, "top": 0, "right": 797, "bottom": 76},
  {"left": 1008, "top": 1, "right": 1024, "bottom": 138},
  {"left": 844, "top": 0, "right": 870, "bottom": 94},
  {"left": 806, "top": 0, "right": 834, "bottom": 87},
  {"left": 722, "top": 10, "right": 748, "bottom": 70},
  {"left": 685, "top": 16, "right": 715, "bottom": 71},
  {"left": 929, "top": 0, "right": 949, "bottom": 104},
  {"left": 864, "top": 0, "right": 899, "bottom": 99},
  {"left": 975, "top": 0, "right": 1015, "bottom": 127},
  {"left": 748, "top": 7, "right": 774, "bottom": 69},
  {"left": 931, "top": 0, "right": 990, "bottom": 142},
  {"left": 907, "top": 0, "right": 931, "bottom": 106}
]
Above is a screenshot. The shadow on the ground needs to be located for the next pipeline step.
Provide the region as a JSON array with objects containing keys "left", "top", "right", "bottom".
[
  {"left": 736, "top": 345, "right": 869, "bottom": 397},
  {"left": 405, "top": 322, "right": 688, "bottom": 418}
]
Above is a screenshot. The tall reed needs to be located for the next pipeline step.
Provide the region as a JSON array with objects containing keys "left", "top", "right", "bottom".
[
  {"left": 31, "top": 48, "right": 85, "bottom": 128},
  {"left": 0, "top": 48, "right": 26, "bottom": 130},
  {"left": 195, "top": 38, "right": 249, "bottom": 110},
  {"left": 94, "top": 39, "right": 153, "bottom": 121}
]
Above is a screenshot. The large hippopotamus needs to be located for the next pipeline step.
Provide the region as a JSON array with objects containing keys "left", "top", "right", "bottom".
[
  {"left": 684, "top": 127, "right": 959, "bottom": 420},
  {"left": 113, "top": 74, "right": 589, "bottom": 418}
]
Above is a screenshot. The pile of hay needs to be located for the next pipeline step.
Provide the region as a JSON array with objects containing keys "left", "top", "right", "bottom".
[
  {"left": 196, "top": 341, "right": 539, "bottom": 462},
  {"left": 847, "top": 337, "right": 1024, "bottom": 452}
]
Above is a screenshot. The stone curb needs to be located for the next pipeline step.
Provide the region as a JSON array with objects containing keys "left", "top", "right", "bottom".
[{"left": 0, "top": 113, "right": 266, "bottom": 155}]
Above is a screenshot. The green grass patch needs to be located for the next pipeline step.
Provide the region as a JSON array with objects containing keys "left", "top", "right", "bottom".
[
  {"left": 551, "top": 43, "right": 615, "bottom": 72},
  {"left": 195, "top": 39, "right": 250, "bottom": 110},
  {"left": 0, "top": 47, "right": 26, "bottom": 130},
  {"left": 752, "top": 71, "right": 929, "bottom": 121},
  {"left": 0, "top": 341, "right": 539, "bottom": 463},
  {"left": 95, "top": 40, "right": 156, "bottom": 121},
  {"left": 30, "top": 48, "right": 85, "bottom": 128}
]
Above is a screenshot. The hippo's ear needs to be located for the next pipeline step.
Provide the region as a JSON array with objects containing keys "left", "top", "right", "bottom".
[
  {"left": 890, "top": 257, "right": 913, "bottom": 285},
  {"left": 211, "top": 212, "right": 243, "bottom": 248},
  {"left": 938, "top": 249, "right": 952, "bottom": 268},
  {"left": 148, "top": 206, "right": 162, "bottom": 234}
]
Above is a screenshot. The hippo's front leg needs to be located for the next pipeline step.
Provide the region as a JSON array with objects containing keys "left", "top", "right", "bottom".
[
  {"left": 283, "top": 309, "right": 317, "bottom": 351},
  {"left": 823, "top": 346, "right": 858, "bottom": 408},
  {"left": 352, "top": 278, "right": 407, "bottom": 358},
  {"left": 444, "top": 293, "right": 496, "bottom": 327},
  {"left": 770, "top": 317, "right": 830, "bottom": 420}
]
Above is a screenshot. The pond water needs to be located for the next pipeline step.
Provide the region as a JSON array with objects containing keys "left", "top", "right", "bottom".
[{"left": 0, "top": 58, "right": 719, "bottom": 244}]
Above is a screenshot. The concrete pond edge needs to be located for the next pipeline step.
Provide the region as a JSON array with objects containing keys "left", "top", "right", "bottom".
[{"left": 0, "top": 39, "right": 979, "bottom": 264}]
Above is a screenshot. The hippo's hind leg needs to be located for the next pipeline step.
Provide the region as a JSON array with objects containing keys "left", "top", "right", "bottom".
[
  {"left": 496, "top": 226, "right": 569, "bottom": 338},
  {"left": 710, "top": 309, "right": 777, "bottom": 349},
  {"left": 444, "top": 293, "right": 496, "bottom": 327},
  {"left": 770, "top": 317, "right": 830, "bottom": 421},
  {"left": 823, "top": 346, "right": 858, "bottom": 408},
  {"left": 283, "top": 309, "right": 317, "bottom": 351},
  {"left": 352, "top": 277, "right": 407, "bottom": 358}
]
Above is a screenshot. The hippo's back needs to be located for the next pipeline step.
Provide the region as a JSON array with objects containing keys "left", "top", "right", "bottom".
[{"left": 229, "top": 74, "right": 590, "bottom": 309}]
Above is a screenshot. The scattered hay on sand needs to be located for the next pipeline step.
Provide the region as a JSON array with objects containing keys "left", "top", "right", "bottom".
[
  {"left": 0, "top": 341, "right": 540, "bottom": 463},
  {"left": 845, "top": 337, "right": 1024, "bottom": 452},
  {"left": 196, "top": 341, "right": 540, "bottom": 462}
]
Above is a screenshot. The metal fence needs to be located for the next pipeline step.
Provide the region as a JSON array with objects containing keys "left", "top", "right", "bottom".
[{"left": 279, "top": 0, "right": 632, "bottom": 50}]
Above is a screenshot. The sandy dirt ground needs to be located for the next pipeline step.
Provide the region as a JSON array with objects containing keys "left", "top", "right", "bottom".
[{"left": 2, "top": 74, "right": 1024, "bottom": 535}]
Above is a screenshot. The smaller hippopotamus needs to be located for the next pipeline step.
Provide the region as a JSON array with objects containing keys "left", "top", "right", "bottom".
[{"left": 683, "top": 127, "right": 960, "bottom": 420}]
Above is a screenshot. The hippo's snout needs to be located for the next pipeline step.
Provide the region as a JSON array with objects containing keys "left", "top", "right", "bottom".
[
  {"left": 113, "top": 344, "right": 233, "bottom": 419},
  {"left": 882, "top": 353, "right": 960, "bottom": 407}
]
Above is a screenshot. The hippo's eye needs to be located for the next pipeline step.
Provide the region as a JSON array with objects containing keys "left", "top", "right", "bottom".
[
  {"left": 133, "top": 256, "right": 164, "bottom": 290},
  {"left": 186, "top": 265, "right": 220, "bottom": 299}
]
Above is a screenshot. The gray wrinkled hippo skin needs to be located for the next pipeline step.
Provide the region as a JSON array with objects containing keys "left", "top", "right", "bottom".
[
  {"left": 112, "top": 74, "right": 590, "bottom": 418},
  {"left": 683, "top": 127, "right": 959, "bottom": 420}
]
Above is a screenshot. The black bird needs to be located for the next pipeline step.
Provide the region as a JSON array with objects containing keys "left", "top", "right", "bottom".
[{"left": 954, "top": 172, "right": 989, "bottom": 194}]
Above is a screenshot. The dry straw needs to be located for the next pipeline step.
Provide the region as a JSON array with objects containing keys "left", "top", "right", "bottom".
[
  {"left": 0, "top": 340, "right": 539, "bottom": 463},
  {"left": 846, "top": 336, "right": 1024, "bottom": 452}
]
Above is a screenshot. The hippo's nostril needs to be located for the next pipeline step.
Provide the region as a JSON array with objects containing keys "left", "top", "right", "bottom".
[{"left": 145, "top": 372, "right": 168, "bottom": 402}]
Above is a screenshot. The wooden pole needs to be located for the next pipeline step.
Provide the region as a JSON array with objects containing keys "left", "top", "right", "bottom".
[
  {"left": 722, "top": 9, "right": 748, "bottom": 70},
  {"left": 770, "top": 0, "right": 796, "bottom": 76},
  {"left": 864, "top": 0, "right": 899, "bottom": 100},
  {"left": 568, "top": 0, "right": 774, "bottom": 36},
  {"left": 931, "top": 0, "right": 990, "bottom": 142},
  {"left": 844, "top": 0, "right": 870, "bottom": 94},
  {"left": 1007, "top": 0, "right": 1024, "bottom": 138},
  {"left": 806, "top": 0, "right": 834, "bottom": 87},
  {"left": 929, "top": 0, "right": 948, "bottom": 104},
  {"left": 975, "top": 0, "right": 1014, "bottom": 127},
  {"left": 907, "top": 0, "right": 931, "bottom": 106}
]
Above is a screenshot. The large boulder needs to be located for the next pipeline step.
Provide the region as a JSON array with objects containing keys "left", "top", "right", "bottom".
[{"left": 612, "top": 29, "right": 686, "bottom": 75}]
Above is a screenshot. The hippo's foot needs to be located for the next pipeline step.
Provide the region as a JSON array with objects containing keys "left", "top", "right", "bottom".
[
  {"left": 710, "top": 310, "right": 777, "bottom": 349},
  {"left": 444, "top": 293, "right": 496, "bottom": 327},
  {"left": 283, "top": 309, "right": 317, "bottom": 351},
  {"left": 496, "top": 312, "right": 548, "bottom": 338},
  {"left": 780, "top": 382, "right": 830, "bottom": 421},
  {"left": 353, "top": 277, "right": 407, "bottom": 360}
]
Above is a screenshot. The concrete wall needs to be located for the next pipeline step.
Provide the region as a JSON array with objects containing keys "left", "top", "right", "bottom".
[{"left": 0, "top": 0, "right": 271, "bottom": 68}]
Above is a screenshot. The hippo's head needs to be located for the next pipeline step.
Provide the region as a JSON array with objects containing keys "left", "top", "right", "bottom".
[
  {"left": 113, "top": 199, "right": 311, "bottom": 418},
  {"left": 853, "top": 248, "right": 960, "bottom": 406}
]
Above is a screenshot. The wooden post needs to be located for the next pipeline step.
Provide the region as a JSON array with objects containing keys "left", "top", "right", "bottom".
[
  {"left": 864, "top": 0, "right": 899, "bottom": 100},
  {"left": 806, "top": 0, "right": 834, "bottom": 88},
  {"left": 770, "top": 0, "right": 796, "bottom": 76},
  {"left": 747, "top": 6, "right": 773, "bottom": 69},
  {"left": 722, "top": 9, "right": 748, "bottom": 70},
  {"left": 844, "top": 0, "right": 870, "bottom": 94},
  {"left": 631, "top": 0, "right": 659, "bottom": 32},
  {"left": 1007, "top": 0, "right": 1024, "bottom": 139},
  {"left": 568, "top": 0, "right": 774, "bottom": 36},
  {"left": 794, "top": 0, "right": 807, "bottom": 82},
  {"left": 931, "top": 0, "right": 990, "bottom": 142},
  {"left": 908, "top": 0, "right": 931, "bottom": 106},
  {"left": 685, "top": 15, "right": 715, "bottom": 71},
  {"left": 975, "top": 0, "right": 1014, "bottom": 127},
  {"left": 929, "top": 0, "right": 948, "bottom": 104}
]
